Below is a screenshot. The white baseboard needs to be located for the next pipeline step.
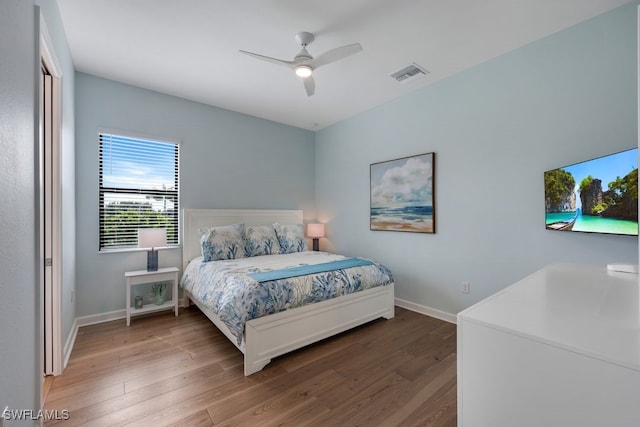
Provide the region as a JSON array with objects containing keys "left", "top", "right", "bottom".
[
  {"left": 62, "top": 318, "right": 78, "bottom": 369},
  {"left": 75, "top": 309, "right": 127, "bottom": 328},
  {"left": 395, "top": 297, "right": 457, "bottom": 324}
]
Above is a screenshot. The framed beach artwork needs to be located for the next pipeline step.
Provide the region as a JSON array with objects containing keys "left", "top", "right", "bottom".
[{"left": 370, "top": 152, "right": 435, "bottom": 233}]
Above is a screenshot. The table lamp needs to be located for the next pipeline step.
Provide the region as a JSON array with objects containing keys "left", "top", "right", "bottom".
[
  {"left": 307, "top": 223, "right": 325, "bottom": 251},
  {"left": 138, "top": 228, "right": 167, "bottom": 271}
]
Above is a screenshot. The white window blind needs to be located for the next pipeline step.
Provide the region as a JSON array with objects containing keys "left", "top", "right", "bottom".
[{"left": 99, "top": 132, "right": 179, "bottom": 251}]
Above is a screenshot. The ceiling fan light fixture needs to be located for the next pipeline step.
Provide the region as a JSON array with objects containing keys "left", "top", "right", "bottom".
[
  {"left": 295, "top": 65, "right": 313, "bottom": 78},
  {"left": 239, "top": 32, "right": 362, "bottom": 95}
]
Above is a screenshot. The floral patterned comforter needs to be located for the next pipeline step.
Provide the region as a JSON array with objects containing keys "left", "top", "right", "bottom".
[{"left": 180, "top": 251, "right": 393, "bottom": 345}]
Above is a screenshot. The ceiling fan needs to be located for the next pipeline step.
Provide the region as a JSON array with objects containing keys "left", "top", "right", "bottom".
[{"left": 239, "top": 32, "right": 362, "bottom": 97}]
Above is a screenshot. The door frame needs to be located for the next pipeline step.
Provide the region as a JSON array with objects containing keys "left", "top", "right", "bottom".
[{"left": 39, "top": 12, "right": 63, "bottom": 377}]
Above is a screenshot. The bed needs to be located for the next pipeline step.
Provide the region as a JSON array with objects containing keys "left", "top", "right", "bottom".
[{"left": 181, "top": 208, "right": 395, "bottom": 375}]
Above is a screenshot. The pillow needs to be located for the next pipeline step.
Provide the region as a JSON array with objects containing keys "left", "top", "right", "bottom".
[
  {"left": 244, "top": 225, "right": 280, "bottom": 257},
  {"left": 273, "top": 223, "right": 308, "bottom": 254},
  {"left": 201, "top": 223, "right": 245, "bottom": 262}
]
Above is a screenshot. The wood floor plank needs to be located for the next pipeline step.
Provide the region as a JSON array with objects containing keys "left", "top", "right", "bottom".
[
  {"left": 44, "top": 382, "right": 125, "bottom": 412},
  {"left": 271, "top": 325, "right": 362, "bottom": 373},
  {"left": 208, "top": 369, "right": 343, "bottom": 426},
  {"left": 50, "top": 350, "right": 193, "bottom": 392},
  {"left": 328, "top": 370, "right": 411, "bottom": 425},
  {"left": 45, "top": 306, "right": 456, "bottom": 426},
  {"left": 123, "top": 354, "right": 224, "bottom": 393},
  {"left": 45, "top": 356, "right": 234, "bottom": 425},
  {"left": 42, "top": 375, "right": 54, "bottom": 404},
  {"left": 268, "top": 398, "right": 333, "bottom": 427},
  {"left": 397, "top": 333, "right": 457, "bottom": 381},
  {"left": 164, "top": 409, "right": 214, "bottom": 427},
  {"left": 379, "top": 353, "right": 458, "bottom": 426},
  {"left": 401, "top": 377, "right": 458, "bottom": 427},
  {"left": 119, "top": 366, "right": 291, "bottom": 427}
]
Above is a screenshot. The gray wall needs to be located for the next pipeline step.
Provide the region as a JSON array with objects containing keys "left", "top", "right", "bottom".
[
  {"left": 0, "top": 0, "right": 75, "bottom": 419},
  {"left": 0, "top": 1, "right": 39, "bottom": 418},
  {"left": 75, "top": 73, "right": 315, "bottom": 317},
  {"left": 315, "top": 2, "right": 638, "bottom": 316}
]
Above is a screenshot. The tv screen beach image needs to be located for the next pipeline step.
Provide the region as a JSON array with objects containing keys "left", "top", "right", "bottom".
[{"left": 544, "top": 148, "right": 638, "bottom": 236}]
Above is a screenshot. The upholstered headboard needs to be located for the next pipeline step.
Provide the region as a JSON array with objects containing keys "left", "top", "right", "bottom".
[{"left": 182, "top": 209, "right": 304, "bottom": 269}]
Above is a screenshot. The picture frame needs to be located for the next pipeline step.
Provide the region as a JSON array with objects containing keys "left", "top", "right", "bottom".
[{"left": 370, "top": 152, "right": 435, "bottom": 233}]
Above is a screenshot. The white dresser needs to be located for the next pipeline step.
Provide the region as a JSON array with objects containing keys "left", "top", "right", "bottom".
[{"left": 457, "top": 262, "right": 640, "bottom": 427}]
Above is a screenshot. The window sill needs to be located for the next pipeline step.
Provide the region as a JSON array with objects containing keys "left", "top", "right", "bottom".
[{"left": 99, "top": 245, "right": 181, "bottom": 254}]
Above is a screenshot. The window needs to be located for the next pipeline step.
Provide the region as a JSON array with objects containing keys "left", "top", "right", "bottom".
[{"left": 99, "top": 131, "right": 179, "bottom": 251}]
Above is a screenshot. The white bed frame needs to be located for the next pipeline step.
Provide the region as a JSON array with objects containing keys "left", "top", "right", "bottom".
[{"left": 182, "top": 208, "right": 395, "bottom": 375}]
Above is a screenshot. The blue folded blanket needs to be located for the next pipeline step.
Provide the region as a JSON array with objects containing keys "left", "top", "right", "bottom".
[{"left": 248, "top": 257, "right": 374, "bottom": 282}]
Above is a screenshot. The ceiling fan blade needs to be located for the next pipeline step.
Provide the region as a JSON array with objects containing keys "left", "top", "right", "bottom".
[
  {"left": 311, "top": 43, "right": 362, "bottom": 68},
  {"left": 303, "top": 75, "right": 315, "bottom": 96},
  {"left": 238, "top": 50, "right": 294, "bottom": 67}
]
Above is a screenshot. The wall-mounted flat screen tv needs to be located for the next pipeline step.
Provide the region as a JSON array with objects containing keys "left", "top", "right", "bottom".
[{"left": 544, "top": 148, "right": 638, "bottom": 236}]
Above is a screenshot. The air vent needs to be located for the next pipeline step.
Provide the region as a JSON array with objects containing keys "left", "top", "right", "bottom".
[{"left": 390, "top": 63, "right": 429, "bottom": 83}]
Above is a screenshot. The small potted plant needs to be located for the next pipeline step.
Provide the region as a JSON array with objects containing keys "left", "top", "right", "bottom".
[{"left": 150, "top": 282, "right": 167, "bottom": 305}]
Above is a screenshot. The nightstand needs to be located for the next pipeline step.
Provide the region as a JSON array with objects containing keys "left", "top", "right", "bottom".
[{"left": 125, "top": 267, "right": 179, "bottom": 326}]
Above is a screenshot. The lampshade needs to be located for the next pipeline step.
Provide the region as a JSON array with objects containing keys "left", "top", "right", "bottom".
[
  {"left": 307, "top": 223, "right": 325, "bottom": 238},
  {"left": 295, "top": 64, "right": 313, "bottom": 78},
  {"left": 138, "top": 228, "right": 167, "bottom": 249}
]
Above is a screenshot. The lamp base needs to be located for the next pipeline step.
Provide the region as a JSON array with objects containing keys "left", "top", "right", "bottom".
[
  {"left": 147, "top": 249, "right": 158, "bottom": 271},
  {"left": 312, "top": 238, "right": 319, "bottom": 251}
]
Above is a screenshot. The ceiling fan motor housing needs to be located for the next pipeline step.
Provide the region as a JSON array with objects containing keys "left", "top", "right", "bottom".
[{"left": 295, "top": 32, "right": 315, "bottom": 47}]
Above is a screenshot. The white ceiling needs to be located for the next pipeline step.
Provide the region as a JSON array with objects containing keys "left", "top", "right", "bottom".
[{"left": 56, "top": 0, "right": 631, "bottom": 130}]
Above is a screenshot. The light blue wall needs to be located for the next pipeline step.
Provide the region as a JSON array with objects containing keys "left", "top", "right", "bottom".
[
  {"left": 315, "top": 2, "right": 638, "bottom": 316},
  {"left": 75, "top": 73, "right": 315, "bottom": 317},
  {"left": 0, "top": 0, "right": 75, "bottom": 419}
]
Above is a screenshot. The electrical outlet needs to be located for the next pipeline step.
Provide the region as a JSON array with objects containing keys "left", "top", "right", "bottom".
[{"left": 462, "top": 282, "right": 471, "bottom": 294}]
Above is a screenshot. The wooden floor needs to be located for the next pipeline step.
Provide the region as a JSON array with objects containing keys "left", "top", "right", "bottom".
[{"left": 44, "top": 306, "right": 457, "bottom": 426}]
